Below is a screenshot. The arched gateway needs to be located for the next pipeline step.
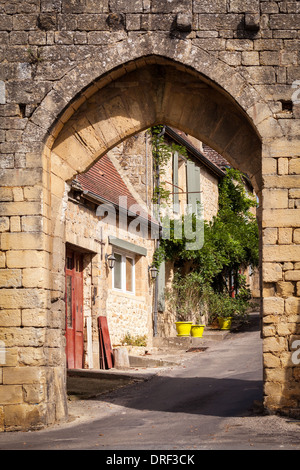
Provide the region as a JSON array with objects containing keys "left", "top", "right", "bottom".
[{"left": 0, "top": 19, "right": 300, "bottom": 430}]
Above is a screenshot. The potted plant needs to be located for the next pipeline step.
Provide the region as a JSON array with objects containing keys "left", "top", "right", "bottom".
[
  {"left": 207, "top": 291, "right": 234, "bottom": 330},
  {"left": 190, "top": 322, "right": 205, "bottom": 337},
  {"left": 165, "top": 272, "right": 205, "bottom": 337},
  {"left": 217, "top": 295, "right": 235, "bottom": 330}
]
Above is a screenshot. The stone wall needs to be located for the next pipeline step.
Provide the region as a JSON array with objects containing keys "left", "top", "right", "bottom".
[{"left": 0, "top": 0, "right": 300, "bottom": 430}]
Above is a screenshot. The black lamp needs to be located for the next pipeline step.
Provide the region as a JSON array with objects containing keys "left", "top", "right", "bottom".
[
  {"left": 148, "top": 265, "right": 158, "bottom": 280},
  {"left": 105, "top": 253, "right": 116, "bottom": 269}
]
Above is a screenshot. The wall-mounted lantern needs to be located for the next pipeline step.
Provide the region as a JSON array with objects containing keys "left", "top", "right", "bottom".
[
  {"left": 148, "top": 265, "right": 158, "bottom": 280},
  {"left": 105, "top": 253, "right": 116, "bottom": 269}
]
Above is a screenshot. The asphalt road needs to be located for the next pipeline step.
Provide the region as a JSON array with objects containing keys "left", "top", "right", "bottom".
[{"left": 1, "top": 317, "right": 300, "bottom": 452}]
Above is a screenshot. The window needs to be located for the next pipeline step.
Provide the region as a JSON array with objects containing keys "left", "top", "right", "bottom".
[{"left": 112, "top": 252, "right": 135, "bottom": 293}]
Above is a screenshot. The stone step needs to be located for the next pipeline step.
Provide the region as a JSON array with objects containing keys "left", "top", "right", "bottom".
[{"left": 152, "top": 329, "right": 229, "bottom": 350}]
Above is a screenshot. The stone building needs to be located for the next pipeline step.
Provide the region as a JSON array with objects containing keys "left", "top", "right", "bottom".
[
  {"left": 64, "top": 126, "right": 235, "bottom": 371},
  {"left": 0, "top": 0, "right": 300, "bottom": 430}
]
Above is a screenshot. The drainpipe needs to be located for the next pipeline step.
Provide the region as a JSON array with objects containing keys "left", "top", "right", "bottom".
[
  {"left": 153, "top": 126, "right": 165, "bottom": 337},
  {"left": 145, "top": 131, "right": 148, "bottom": 208}
]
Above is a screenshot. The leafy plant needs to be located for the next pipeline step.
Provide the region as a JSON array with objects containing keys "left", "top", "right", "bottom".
[
  {"left": 120, "top": 333, "right": 147, "bottom": 347},
  {"left": 165, "top": 271, "right": 207, "bottom": 322},
  {"left": 156, "top": 168, "right": 259, "bottom": 292}
]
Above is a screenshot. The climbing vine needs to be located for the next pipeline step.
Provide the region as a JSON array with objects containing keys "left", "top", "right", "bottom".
[{"left": 150, "top": 125, "right": 187, "bottom": 205}]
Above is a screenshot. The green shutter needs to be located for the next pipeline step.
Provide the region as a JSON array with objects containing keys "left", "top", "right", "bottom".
[
  {"left": 187, "top": 161, "right": 201, "bottom": 215},
  {"left": 194, "top": 165, "right": 201, "bottom": 216},
  {"left": 173, "top": 151, "right": 179, "bottom": 213}
]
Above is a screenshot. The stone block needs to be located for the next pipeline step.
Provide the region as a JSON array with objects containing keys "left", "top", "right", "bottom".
[
  {"left": 263, "top": 245, "right": 300, "bottom": 262},
  {"left": 6, "top": 250, "right": 50, "bottom": 269},
  {"left": 113, "top": 347, "right": 130, "bottom": 369},
  {"left": 286, "top": 297, "right": 300, "bottom": 315},
  {"left": 0, "top": 201, "right": 43, "bottom": 217},
  {"left": 276, "top": 281, "right": 295, "bottom": 298},
  {"left": 278, "top": 227, "right": 292, "bottom": 244},
  {"left": 17, "top": 346, "right": 45, "bottom": 366},
  {"left": 229, "top": 0, "right": 259, "bottom": 13},
  {"left": 263, "top": 335, "right": 286, "bottom": 352},
  {"left": 265, "top": 368, "right": 287, "bottom": 384},
  {"left": 270, "top": 14, "right": 300, "bottom": 30},
  {"left": 193, "top": 0, "right": 226, "bottom": 13},
  {"left": 22, "top": 268, "right": 50, "bottom": 289},
  {"left": 0, "top": 289, "right": 50, "bottom": 310},
  {"left": 0, "top": 385, "right": 23, "bottom": 405},
  {"left": 289, "top": 159, "right": 300, "bottom": 175},
  {"left": 241, "top": 51, "right": 259, "bottom": 66},
  {"left": 285, "top": 270, "right": 300, "bottom": 281},
  {"left": 151, "top": 0, "right": 191, "bottom": 13},
  {"left": 21, "top": 215, "right": 44, "bottom": 232},
  {"left": 263, "top": 352, "right": 281, "bottom": 368},
  {"left": 0, "top": 217, "right": 9, "bottom": 232},
  {"left": 263, "top": 296, "right": 285, "bottom": 315},
  {"left": 278, "top": 157, "right": 289, "bottom": 175},
  {"left": 290, "top": 189, "right": 300, "bottom": 199},
  {"left": 21, "top": 309, "right": 48, "bottom": 328},
  {"left": 263, "top": 227, "right": 278, "bottom": 244},
  {"left": 10, "top": 216, "right": 21, "bottom": 232},
  {"left": 263, "top": 188, "right": 288, "bottom": 209},
  {"left": 4, "top": 403, "right": 48, "bottom": 431},
  {"left": 0, "top": 269, "right": 22, "bottom": 288},
  {"left": 294, "top": 229, "right": 300, "bottom": 243},
  {"left": 23, "top": 384, "right": 46, "bottom": 404},
  {"left": 3, "top": 367, "right": 46, "bottom": 385},
  {"left": 262, "top": 210, "right": 300, "bottom": 228},
  {"left": 198, "top": 14, "right": 243, "bottom": 31},
  {"left": 0, "top": 232, "right": 50, "bottom": 251},
  {"left": 0, "top": 310, "right": 21, "bottom": 327},
  {"left": 263, "top": 263, "right": 282, "bottom": 282}
]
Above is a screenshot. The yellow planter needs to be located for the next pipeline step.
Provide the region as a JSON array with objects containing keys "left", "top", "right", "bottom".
[
  {"left": 175, "top": 321, "right": 193, "bottom": 337},
  {"left": 191, "top": 325, "right": 205, "bottom": 337},
  {"left": 218, "top": 317, "right": 232, "bottom": 330}
]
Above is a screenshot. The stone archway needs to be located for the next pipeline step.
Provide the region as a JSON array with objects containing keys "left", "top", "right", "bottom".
[
  {"left": 1, "top": 35, "right": 299, "bottom": 431},
  {"left": 48, "top": 57, "right": 265, "bottom": 428}
]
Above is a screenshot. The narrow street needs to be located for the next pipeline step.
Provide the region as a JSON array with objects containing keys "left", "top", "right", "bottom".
[{"left": 1, "top": 315, "right": 300, "bottom": 451}]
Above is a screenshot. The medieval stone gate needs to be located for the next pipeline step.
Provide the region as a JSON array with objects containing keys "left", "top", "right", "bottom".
[{"left": 0, "top": 0, "right": 300, "bottom": 431}]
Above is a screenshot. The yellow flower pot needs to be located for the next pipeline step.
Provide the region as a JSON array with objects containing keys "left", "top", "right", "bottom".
[
  {"left": 175, "top": 321, "right": 193, "bottom": 337},
  {"left": 218, "top": 317, "right": 232, "bottom": 330},
  {"left": 191, "top": 325, "right": 205, "bottom": 337}
]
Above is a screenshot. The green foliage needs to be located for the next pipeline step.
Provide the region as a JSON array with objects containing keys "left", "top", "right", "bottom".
[
  {"left": 121, "top": 333, "right": 147, "bottom": 347},
  {"left": 207, "top": 286, "right": 251, "bottom": 323},
  {"left": 165, "top": 271, "right": 208, "bottom": 322},
  {"left": 158, "top": 168, "right": 259, "bottom": 290}
]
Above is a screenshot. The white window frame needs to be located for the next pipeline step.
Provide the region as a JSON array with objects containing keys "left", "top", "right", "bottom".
[{"left": 112, "top": 251, "right": 135, "bottom": 294}]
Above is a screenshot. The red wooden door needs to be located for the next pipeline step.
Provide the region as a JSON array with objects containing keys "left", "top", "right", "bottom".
[{"left": 65, "top": 249, "right": 84, "bottom": 369}]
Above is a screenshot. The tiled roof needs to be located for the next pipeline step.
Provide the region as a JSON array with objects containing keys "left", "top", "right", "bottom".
[
  {"left": 76, "top": 155, "right": 151, "bottom": 220},
  {"left": 201, "top": 144, "right": 230, "bottom": 170},
  {"left": 167, "top": 127, "right": 230, "bottom": 172}
]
